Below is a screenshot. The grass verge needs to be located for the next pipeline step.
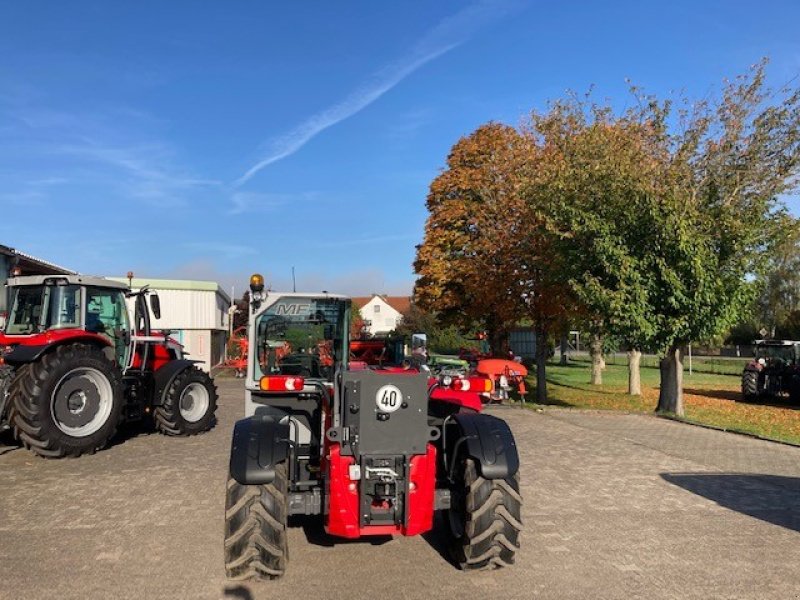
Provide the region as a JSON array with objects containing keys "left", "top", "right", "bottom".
[{"left": 527, "top": 361, "right": 800, "bottom": 446}]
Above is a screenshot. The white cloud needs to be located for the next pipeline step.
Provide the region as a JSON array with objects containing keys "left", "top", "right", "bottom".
[
  {"left": 228, "top": 190, "right": 319, "bottom": 215},
  {"left": 235, "top": 0, "right": 517, "bottom": 186},
  {"left": 0, "top": 102, "right": 219, "bottom": 207}
]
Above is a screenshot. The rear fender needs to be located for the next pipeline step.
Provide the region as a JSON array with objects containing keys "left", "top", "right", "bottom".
[
  {"left": 446, "top": 412, "right": 519, "bottom": 480},
  {"left": 229, "top": 413, "right": 291, "bottom": 485},
  {"left": 151, "top": 359, "right": 198, "bottom": 406},
  {"left": 2, "top": 333, "right": 112, "bottom": 366}
]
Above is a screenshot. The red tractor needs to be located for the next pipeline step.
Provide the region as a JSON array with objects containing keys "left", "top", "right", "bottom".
[
  {"left": 224, "top": 276, "right": 522, "bottom": 579},
  {"left": 0, "top": 274, "right": 218, "bottom": 457}
]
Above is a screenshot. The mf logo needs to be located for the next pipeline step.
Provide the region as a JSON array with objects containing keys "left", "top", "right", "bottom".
[{"left": 274, "top": 302, "right": 312, "bottom": 316}]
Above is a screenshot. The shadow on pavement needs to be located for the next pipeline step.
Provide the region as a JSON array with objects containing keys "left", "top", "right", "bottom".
[
  {"left": 421, "top": 512, "right": 458, "bottom": 568},
  {"left": 0, "top": 429, "right": 20, "bottom": 455},
  {"left": 0, "top": 444, "right": 18, "bottom": 456},
  {"left": 294, "top": 515, "right": 393, "bottom": 547},
  {"left": 661, "top": 473, "right": 800, "bottom": 532},
  {"left": 222, "top": 585, "right": 254, "bottom": 600}
]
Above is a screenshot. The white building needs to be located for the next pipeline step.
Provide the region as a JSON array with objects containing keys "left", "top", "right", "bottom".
[
  {"left": 352, "top": 295, "right": 411, "bottom": 336},
  {"left": 108, "top": 277, "right": 231, "bottom": 372}
]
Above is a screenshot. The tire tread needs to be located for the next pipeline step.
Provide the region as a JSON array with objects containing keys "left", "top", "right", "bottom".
[{"left": 224, "top": 463, "right": 288, "bottom": 580}]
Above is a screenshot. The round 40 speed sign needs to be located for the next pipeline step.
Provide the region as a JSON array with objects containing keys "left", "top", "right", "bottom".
[{"left": 375, "top": 384, "right": 403, "bottom": 413}]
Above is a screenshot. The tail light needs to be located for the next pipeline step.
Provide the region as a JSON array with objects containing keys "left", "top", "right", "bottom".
[
  {"left": 259, "top": 376, "right": 305, "bottom": 392},
  {"left": 453, "top": 377, "right": 493, "bottom": 393}
]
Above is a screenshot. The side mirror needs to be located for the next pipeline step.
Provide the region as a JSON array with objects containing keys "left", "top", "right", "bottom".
[{"left": 150, "top": 294, "right": 161, "bottom": 320}]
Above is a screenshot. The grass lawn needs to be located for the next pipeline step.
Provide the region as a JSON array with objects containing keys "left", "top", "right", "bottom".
[{"left": 527, "top": 361, "right": 800, "bottom": 446}]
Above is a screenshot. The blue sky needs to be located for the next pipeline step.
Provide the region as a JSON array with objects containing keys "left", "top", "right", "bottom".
[{"left": 2, "top": 1, "right": 799, "bottom": 297}]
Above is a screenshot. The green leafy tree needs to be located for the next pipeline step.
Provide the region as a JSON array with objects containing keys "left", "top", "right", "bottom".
[
  {"left": 525, "top": 61, "right": 800, "bottom": 414},
  {"left": 754, "top": 218, "right": 800, "bottom": 337}
]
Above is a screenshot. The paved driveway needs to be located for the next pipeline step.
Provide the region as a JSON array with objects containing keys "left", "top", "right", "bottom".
[{"left": 0, "top": 379, "right": 798, "bottom": 599}]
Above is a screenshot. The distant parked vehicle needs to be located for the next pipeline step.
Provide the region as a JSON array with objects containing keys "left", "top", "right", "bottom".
[{"left": 741, "top": 339, "right": 800, "bottom": 403}]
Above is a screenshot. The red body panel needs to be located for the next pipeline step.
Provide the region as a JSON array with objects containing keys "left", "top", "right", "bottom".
[
  {"left": 403, "top": 444, "right": 437, "bottom": 536},
  {"left": 130, "top": 340, "right": 178, "bottom": 371},
  {"left": 323, "top": 442, "right": 438, "bottom": 538},
  {"left": 0, "top": 329, "right": 111, "bottom": 349},
  {"left": 323, "top": 443, "right": 360, "bottom": 538}
]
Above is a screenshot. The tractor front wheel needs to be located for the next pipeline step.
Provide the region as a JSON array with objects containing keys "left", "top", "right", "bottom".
[
  {"left": 447, "top": 458, "right": 522, "bottom": 570},
  {"left": 154, "top": 367, "right": 217, "bottom": 435},
  {"left": 8, "top": 343, "right": 123, "bottom": 458},
  {"left": 224, "top": 463, "right": 289, "bottom": 580}
]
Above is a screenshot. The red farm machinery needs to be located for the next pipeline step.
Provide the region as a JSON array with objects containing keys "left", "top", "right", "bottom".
[
  {"left": 224, "top": 275, "right": 522, "bottom": 579},
  {"left": 0, "top": 274, "right": 217, "bottom": 457}
]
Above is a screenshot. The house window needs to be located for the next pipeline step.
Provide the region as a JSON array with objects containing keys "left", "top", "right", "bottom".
[{"left": 374, "top": 305, "right": 380, "bottom": 313}]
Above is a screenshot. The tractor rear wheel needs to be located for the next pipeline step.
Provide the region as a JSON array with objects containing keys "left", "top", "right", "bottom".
[
  {"left": 8, "top": 343, "right": 123, "bottom": 458},
  {"left": 741, "top": 370, "right": 759, "bottom": 402},
  {"left": 447, "top": 458, "right": 522, "bottom": 570},
  {"left": 154, "top": 367, "right": 217, "bottom": 435},
  {"left": 224, "top": 463, "right": 289, "bottom": 580}
]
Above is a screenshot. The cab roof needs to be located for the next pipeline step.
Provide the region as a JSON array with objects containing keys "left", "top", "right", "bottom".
[
  {"left": 6, "top": 274, "right": 129, "bottom": 290},
  {"left": 264, "top": 291, "right": 350, "bottom": 301},
  {"left": 754, "top": 339, "right": 800, "bottom": 346}
]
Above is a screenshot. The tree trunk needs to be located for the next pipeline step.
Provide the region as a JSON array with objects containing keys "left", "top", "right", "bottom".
[
  {"left": 559, "top": 333, "right": 568, "bottom": 366},
  {"left": 535, "top": 322, "right": 548, "bottom": 403},
  {"left": 628, "top": 349, "right": 642, "bottom": 396},
  {"left": 589, "top": 333, "right": 603, "bottom": 385},
  {"left": 657, "top": 346, "right": 684, "bottom": 415},
  {"left": 488, "top": 327, "right": 508, "bottom": 358}
]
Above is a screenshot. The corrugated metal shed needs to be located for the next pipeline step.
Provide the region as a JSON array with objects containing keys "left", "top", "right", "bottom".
[
  {"left": 108, "top": 277, "right": 230, "bottom": 331},
  {"left": 107, "top": 277, "right": 231, "bottom": 371}
]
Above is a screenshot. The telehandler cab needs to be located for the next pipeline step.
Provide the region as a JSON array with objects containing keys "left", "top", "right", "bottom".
[{"left": 224, "top": 274, "right": 522, "bottom": 579}]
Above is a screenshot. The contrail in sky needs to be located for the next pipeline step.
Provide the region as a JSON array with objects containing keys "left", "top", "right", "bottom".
[{"left": 235, "top": 0, "right": 517, "bottom": 186}]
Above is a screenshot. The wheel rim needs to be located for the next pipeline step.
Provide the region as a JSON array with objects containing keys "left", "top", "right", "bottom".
[
  {"left": 179, "top": 382, "right": 210, "bottom": 423},
  {"left": 51, "top": 367, "right": 114, "bottom": 437}
]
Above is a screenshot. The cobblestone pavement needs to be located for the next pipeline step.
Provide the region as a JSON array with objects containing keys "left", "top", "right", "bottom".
[{"left": 0, "top": 379, "right": 798, "bottom": 600}]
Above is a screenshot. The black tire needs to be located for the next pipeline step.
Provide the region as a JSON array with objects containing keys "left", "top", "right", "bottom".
[
  {"left": 741, "top": 370, "right": 759, "bottom": 402},
  {"left": 224, "top": 462, "right": 289, "bottom": 580},
  {"left": 8, "top": 343, "right": 123, "bottom": 458},
  {"left": 154, "top": 366, "right": 217, "bottom": 435},
  {"left": 447, "top": 458, "right": 522, "bottom": 570}
]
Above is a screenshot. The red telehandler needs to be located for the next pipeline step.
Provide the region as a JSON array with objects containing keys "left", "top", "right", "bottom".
[{"left": 224, "top": 275, "right": 522, "bottom": 579}]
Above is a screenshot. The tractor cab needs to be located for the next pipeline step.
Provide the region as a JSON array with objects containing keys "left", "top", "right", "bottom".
[
  {"left": 753, "top": 339, "right": 800, "bottom": 367},
  {"left": 2, "top": 274, "right": 163, "bottom": 370}
]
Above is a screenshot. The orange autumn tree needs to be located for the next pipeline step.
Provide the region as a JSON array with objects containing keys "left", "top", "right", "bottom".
[{"left": 414, "top": 122, "right": 574, "bottom": 402}]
